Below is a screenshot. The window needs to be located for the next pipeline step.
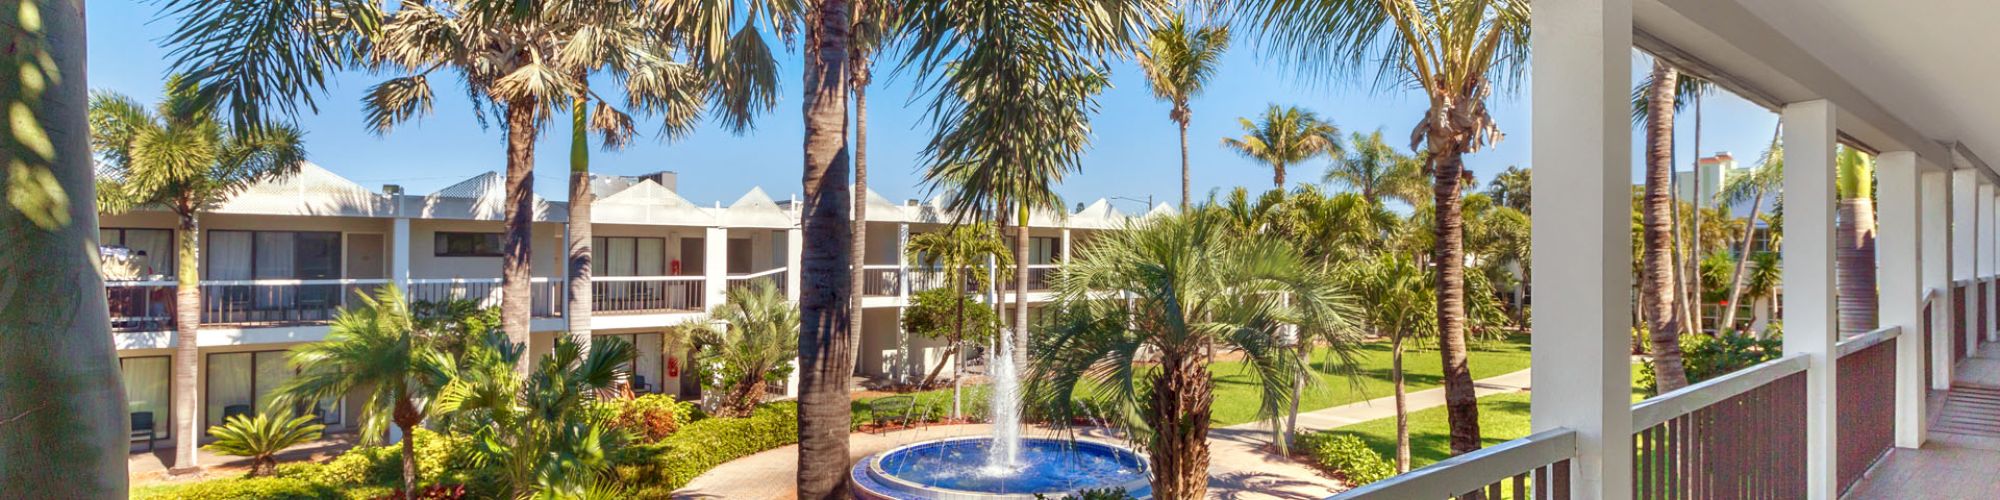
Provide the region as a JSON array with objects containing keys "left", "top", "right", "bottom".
[
  {"left": 598, "top": 333, "right": 665, "bottom": 393},
  {"left": 206, "top": 351, "right": 341, "bottom": 427},
  {"left": 120, "top": 356, "right": 171, "bottom": 438},
  {"left": 436, "top": 232, "right": 504, "bottom": 257},
  {"left": 1028, "top": 237, "right": 1059, "bottom": 264},
  {"left": 207, "top": 230, "right": 343, "bottom": 279},
  {"left": 101, "top": 228, "right": 176, "bottom": 277},
  {"left": 591, "top": 237, "right": 667, "bottom": 276}
]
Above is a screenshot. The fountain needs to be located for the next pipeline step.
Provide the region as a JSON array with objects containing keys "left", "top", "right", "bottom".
[{"left": 850, "top": 311, "right": 1152, "bottom": 499}]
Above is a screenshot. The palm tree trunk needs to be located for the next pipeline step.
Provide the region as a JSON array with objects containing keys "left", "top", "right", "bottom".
[
  {"left": 849, "top": 73, "right": 870, "bottom": 382},
  {"left": 1393, "top": 331, "right": 1410, "bottom": 473},
  {"left": 1430, "top": 146, "right": 1482, "bottom": 456},
  {"left": 566, "top": 97, "right": 593, "bottom": 352},
  {"left": 1644, "top": 60, "right": 1691, "bottom": 392},
  {"left": 1688, "top": 92, "right": 1705, "bottom": 336},
  {"left": 1285, "top": 340, "right": 1305, "bottom": 449},
  {"left": 1272, "top": 160, "right": 1287, "bottom": 191},
  {"left": 1179, "top": 119, "right": 1191, "bottom": 209},
  {"left": 171, "top": 213, "right": 202, "bottom": 471},
  {"left": 1718, "top": 191, "right": 1765, "bottom": 332},
  {"left": 1836, "top": 199, "right": 1878, "bottom": 336},
  {"left": 502, "top": 98, "right": 538, "bottom": 377},
  {"left": 797, "top": 1, "right": 855, "bottom": 495},
  {"left": 1, "top": 3, "right": 129, "bottom": 488},
  {"left": 1149, "top": 348, "right": 1211, "bottom": 499},
  {"left": 1013, "top": 207, "right": 1031, "bottom": 375},
  {"left": 393, "top": 398, "right": 421, "bottom": 500}
]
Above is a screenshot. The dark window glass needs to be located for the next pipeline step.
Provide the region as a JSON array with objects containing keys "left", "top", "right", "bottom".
[{"left": 436, "top": 232, "right": 504, "bottom": 257}]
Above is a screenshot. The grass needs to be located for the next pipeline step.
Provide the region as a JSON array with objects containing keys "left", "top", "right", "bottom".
[
  {"left": 1321, "top": 362, "right": 1652, "bottom": 470},
  {"left": 1207, "top": 334, "right": 1535, "bottom": 426}
]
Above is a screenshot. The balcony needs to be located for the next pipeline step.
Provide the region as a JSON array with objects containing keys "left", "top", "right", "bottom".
[
  {"left": 106, "top": 279, "right": 398, "bottom": 331},
  {"left": 593, "top": 276, "right": 704, "bottom": 314},
  {"left": 727, "top": 267, "right": 788, "bottom": 297},
  {"left": 405, "top": 278, "right": 561, "bottom": 318}
]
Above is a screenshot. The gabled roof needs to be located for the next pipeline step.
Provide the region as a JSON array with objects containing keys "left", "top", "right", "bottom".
[
  {"left": 1065, "top": 198, "right": 1129, "bottom": 229},
  {"left": 1141, "top": 202, "right": 1178, "bottom": 220},
  {"left": 411, "top": 172, "right": 564, "bottom": 222},
  {"left": 862, "top": 189, "right": 913, "bottom": 222},
  {"left": 720, "top": 187, "right": 795, "bottom": 228},
  {"left": 591, "top": 179, "right": 717, "bottom": 226},
  {"left": 215, "top": 162, "right": 392, "bottom": 217}
]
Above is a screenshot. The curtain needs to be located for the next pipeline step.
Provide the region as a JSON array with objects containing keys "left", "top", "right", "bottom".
[
  {"left": 608, "top": 237, "right": 636, "bottom": 277},
  {"left": 125, "top": 229, "right": 175, "bottom": 277},
  {"left": 253, "top": 351, "right": 292, "bottom": 414},
  {"left": 637, "top": 238, "right": 665, "bottom": 275},
  {"left": 591, "top": 237, "right": 608, "bottom": 276},
  {"left": 635, "top": 333, "right": 663, "bottom": 389},
  {"left": 121, "top": 357, "right": 171, "bottom": 437},
  {"left": 208, "top": 231, "right": 253, "bottom": 280},
  {"left": 255, "top": 232, "right": 297, "bottom": 279},
  {"left": 206, "top": 353, "right": 254, "bottom": 427}
]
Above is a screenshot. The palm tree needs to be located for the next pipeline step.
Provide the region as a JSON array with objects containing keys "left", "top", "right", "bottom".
[
  {"left": 903, "top": 0, "right": 1158, "bottom": 409},
  {"left": 1240, "top": 0, "right": 1530, "bottom": 457},
  {"left": 1222, "top": 105, "right": 1340, "bottom": 191},
  {"left": 1744, "top": 251, "right": 1783, "bottom": 337},
  {"left": 904, "top": 224, "right": 1012, "bottom": 394},
  {"left": 2, "top": 4, "right": 126, "bottom": 491},
  {"left": 1716, "top": 129, "right": 1783, "bottom": 332},
  {"left": 1486, "top": 165, "right": 1531, "bottom": 214},
  {"left": 848, "top": 0, "right": 904, "bottom": 382},
  {"left": 91, "top": 81, "right": 306, "bottom": 471},
  {"left": 677, "top": 281, "right": 802, "bottom": 417},
  {"left": 1028, "top": 211, "right": 1359, "bottom": 499},
  {"left": 1836, "top": 146, "right": 1878, "bottom": 336},
  {"left": 275, "top": 286, "right": 445, "bottom": 499},
  {"left": 1325, "top": 130, "right": 1427, "bottom": 207},
  {"left": 431, "top": 330, "right": 635, "bottom": 498},
  {"left": 1346, "top": 254, "right": 1434, "bottom": 472},
  {"left": 1137, "top": 12, "right": 1231, "bottom": 209},
  {"left": 1639, "top": 60, "right": 1691, "bottom": 392},
  {"left": 799, "top": 0, "right": 859, "bottom": 495}
]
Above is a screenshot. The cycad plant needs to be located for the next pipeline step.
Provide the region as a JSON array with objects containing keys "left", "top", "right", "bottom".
[
  {"left": 92, "top": 79, "right": 306, "bottom": 470},
  {"left": 275, "top": 286, "right": 444, "bottom": 499},
  {"left": 1136, "top": 11, "right": 1231, "bottom": 209},
  {"left": 1222, "top": 105, "right": 1341, "bottom": 191},
  {"left": 676, "top": 281, "right": 801, "bottom": 417},
  {"left": 432, "top": 331, "right": 636, "bottom": 498},
  {"left": 1027, "top": 211, "right": 1359, "bottom": 498},
  {"left": 202, "top": 412, "right": 325, "bottom": 476}
]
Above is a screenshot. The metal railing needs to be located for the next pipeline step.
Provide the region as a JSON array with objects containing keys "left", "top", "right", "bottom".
[
  {"left": 1835, "top": 326, "right": 1900, "bottom": 495},
  {"left": 593, "top": 275, "right": 704, "bottom": 314},
  {"left": 1332, "top": 429, "right": 1575, "bottom": 499},
  {"left": 1027, "top": 264, "right": 1059, "bottom": 291},
  {"left": 198, "top": 279, "right": 390, "bottom": 327},
  {"left": 407, "top": 277, "right": 561, "bottom": 317},
  {"left": 105, "top": 280, "right": 176, "bottom": 332},
  {"left": 1629, "top": 354, "right": 1810, "bottom": 499},
  {"left": 728, "top": 267, "right": 788, "bottom": 296}
]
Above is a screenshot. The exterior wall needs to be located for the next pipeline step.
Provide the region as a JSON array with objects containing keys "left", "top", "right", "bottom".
[
  {"left": 590, "top": 223, "right": 707, "bottom": 274},
  {"left": 864, "top": 221, "right": 902, "bottom": 265},
  {"left": 408, "top": 219, "right": 566, "bottom": 279},
  {"left": 725, "top": 228, "right": 786, "bottom": 271}
]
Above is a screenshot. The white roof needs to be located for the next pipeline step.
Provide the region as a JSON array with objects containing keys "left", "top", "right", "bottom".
[
  {"left": 590, "top": 178, "right": 717, "bottom": 226},
  {"left": 409, "top": 172, "right": 564, "bottom": 222},
  {"left": 213, "top": 162, "right": 392, "bottom": 217},
  {"left": 719, "top": 187, "right": 795, "bottom": 228}
]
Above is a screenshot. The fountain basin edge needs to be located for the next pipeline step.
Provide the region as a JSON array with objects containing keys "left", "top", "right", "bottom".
[{"left": 850, "top": 437, "right": 1153, "bottom": 499}]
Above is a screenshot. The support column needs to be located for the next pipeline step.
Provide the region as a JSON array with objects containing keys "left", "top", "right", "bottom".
[
  {"left": 1876, "top": 151, "right": 1926, "bottom": 448},
  {"left": 1984, "top": 185, "right": 1996, "bottom": 342},
  {"left": 1782, "top": 100, "right": 1839, "bottom": 500},
  {"left": 1956, "top": 170, "right": 1979, "bottom": 356},
  {"left": 786, "top": 227, "right": 804, "bottom": 302},
  {"left": 391, "top": 218, "right": 412, "bottom": 292},
  {"left": 1529, "top": 0, "right": 1632, "bottom": 497},
  {"left": 895, "top": 223, "right": 911, "bottom": 380},
  {"left": 1924, "top": 170, "right": 1955, "bottom": 389},
  {"left": 704, "top": 227, "right": 728, "bottom": 309},
  {"left": 1060, "top": 228, "right": 1073, "bottom": 266}
]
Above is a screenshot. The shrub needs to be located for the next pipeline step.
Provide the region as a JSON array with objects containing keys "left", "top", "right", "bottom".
[
  {"left": 202, "top": 412, "right": 325, "bottom": 476},
  {"left": 1639, "top": 333, "right": 1783, "bottom": 395},
  {"left": 1301, "top": 433, "right": 1394, "bottom": 487},
  {"left": 145, "top": 477, "right": 339, "bottom": 500},
  {"left": 604, "top": 394, "right": 703, "bottom": 441},
  {"left": 273, "top": 429, "right": 500, "bottom": 497},
  {"left": 611, "top": 401, "right": 800, "bottom": 497}
]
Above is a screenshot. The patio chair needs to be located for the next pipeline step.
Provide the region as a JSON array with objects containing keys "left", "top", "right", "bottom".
[
  {"left": 130, "top": 411, "right": 157, "bottom": 452},
  {"left": 632, "top": 375, "right": 654, "bottom": 394},
  {"left": 868, "top": 395, "right": 916, "bottom": 430},
  {"left": 222, "top": 404, "right": 252, "bottom": 423}
]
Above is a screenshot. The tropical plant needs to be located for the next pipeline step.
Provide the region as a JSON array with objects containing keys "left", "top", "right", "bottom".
[
  {"left": 2, "top": 4, "right": 125, "bottom": 493},
  {"left": 203, "top": 412, "right": 326, "bottom": 476},
  {"left": 1638, "top": 59, "right": 1691, "bottom": 392},
  {"left": 1027, "top": 211, "right": 1360, "bottom": 498},
  {"left": 847, "top": 0, "right": 906, "bottom": 385},
  {"left": 1343, "top": 254, "right": 1433, "bottom": 472},
  {"left": 679, "top": 281, "right": 801, "bottom": 418},
  {"left": 432, "top": 331, "right": 637, "bottom": 498},
  {"left": 799, "top": 0, "right": 860, "bottom": 493},
  {"left": 1486, "top": 165, "right": 1531, "bottom": 214},
  {"left": 902, "top": 288, "right": 1001, "bottom": 388},
  {"left": 1325, "top": 130, "right": 1426, "bottom": 207},
  {"left": 1239, "top": 0, "right": 1529, "bottom": 458},
  {"left": 1715, "top": 128, "right": 1783, "bottom": 332},
  {"left": 1743, "top": 251, "right": 1783, "bottom": 337},
  {"left": 903, "top": 223, "right": 1012, "bottom": 397},
  {"left": 274, "top": 286, "right": 445, "bottom": 499},
  {"left": 91, "top": 79, "right": 306, "bottom": 470},
  {"left": 1836, "top": 146, "right": 1878, "bottom": 335},
  {"left": 1137, "top": 11, "right": 1231, "bottom": 208},
  {"left": 1222, "top": 105, "right": 1340, "bottom": 191}
]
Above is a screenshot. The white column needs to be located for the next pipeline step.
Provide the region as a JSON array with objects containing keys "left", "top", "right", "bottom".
[
  {"left": 895, "top": 223, "right": 912, "bottom": 380},
  {"left": 391, "top": 218, "right": 412, "bottom": 292},
  {"left": 1529, "top": 0, "right": 1632, "bottom": 497},
  {"left": 1060, "top": 228, "right": 1073, "bottom": 266},
  {"left": 1876, "top": 151, "right": 1926, "bottom": 448},
  {"left": 1956, "top": 170, "right": 1979, "bottom": 356},
  {"left": 785, "top": 227, "right": 804, "bottom": 302},
  {"left": 1924, "top": 170, "right": 1955, "bottom": 390},
  {"left": 1984, "top": 185, "right": 1996, "bottom": 343},
  {"left": 1782, "top": 100, "right": 1839, "bottom": 500},
  {"left": 704, "top": 227, "right": 728, "bottom": 309}
]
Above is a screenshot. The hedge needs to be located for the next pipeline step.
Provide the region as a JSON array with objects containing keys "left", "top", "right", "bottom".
[
  {"left": 1300, "top": 432, "right": 1395, "bottom": 487},
  {"left": 134, "top": 477, "right": 339, "bottom": 500},
  {"left": 612, "top": 401, "right": 800, "bottom": 497}
]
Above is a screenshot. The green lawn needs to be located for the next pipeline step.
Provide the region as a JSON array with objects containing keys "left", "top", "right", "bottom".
[
  {"left": 1206, "top": 334, "right": 1536, "bottom": 426},
  {"left": 1321, "top": 362, "right": 1651, "bottom": 469}
]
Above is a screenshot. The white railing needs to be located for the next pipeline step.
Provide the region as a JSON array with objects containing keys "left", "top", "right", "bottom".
[
  {"left": 198, "top": 278, "right": 391, "bottom": 327},
  {"left": 860, "top": 264, "right": 901, "bottom": 296},
  {"left": 407, "top": 277, "right": 561, "bottom": 317},
  {"left": 594, "top": 275, "right": 705, "bottom": 314},
  {"left": 1026, "top": 264, "right": 1059, "bottom": 291},
  {"left": 727, "top": 267, "right": 789, "bottom": 296},
  {"left": 1836, "top": 325, "right": 1900, "bottom": 357},
  {"left": 1332, "top": 429, "right": 1576, "bottom": 499}
]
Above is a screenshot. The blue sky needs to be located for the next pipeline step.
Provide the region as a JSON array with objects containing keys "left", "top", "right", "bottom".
[{"left": 86, "top": 1, "right": 1779, "bottom": 211}]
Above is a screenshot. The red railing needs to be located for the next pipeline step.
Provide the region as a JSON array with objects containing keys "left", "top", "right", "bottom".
[
  {"left": 1956, "top": 282, "right": 1970, "bottom": 362},
  {"left": 1630, "top": 355, "right": 1809, "bottom": 499},
  {"left": 1834, "top": 328, "right": 1898, "bottom": 495}
]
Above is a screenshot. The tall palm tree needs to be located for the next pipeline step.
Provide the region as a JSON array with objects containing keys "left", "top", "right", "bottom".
[
  {"left": 1028, "top": 211, "right": 1358, "bottom": 499},
  {"left": 1137, "top": 12, "right": 1231, "bottom": 209},
  {"left": 1486, "top": 165, "right": 1531, "bottom": 214},
  {"left": 1222, "top": 105, "right": 1340, "bottom": 191},
  {"left": 1640, "top": 60, "right": 1691, "bottom": 392},
  {"left": 1240, "top": 0, "right": 1530, "bottom": 457},
  {"left": 275, "top": 286, "right": 445, "bottom": 499},
  {"left": 1836, "top": 146, "right": 1878, "bottom": 336},
  {"left": 799, "top": 0, "right": 858, "bottom": 495},
  {"left": 91, "top": 81, "right": 306, "bottom": 471},
  {"left": 1744, "top": 250, "right": 1783, "bottom": 337},
  {"left": 1716, "top": 128, "right": 1783, "bottom": 332},
  {"left": 1632, "top": 68, "right": 1714, "bottom": 339},
  {"left": 1325, "top": 129, "right": 1426, "bottom": 207},
  {"left": 1345, "top": 254, "right": 1434, "bottom": 472},
  {"left": 848, "top": 0, "right": 903, "bottom": 381},
  {"left": 1, "top": 3, "right": 127, "bottom": 492},
  {"left": 903, "top": 0, "right": 1159, "bottom": 402}
]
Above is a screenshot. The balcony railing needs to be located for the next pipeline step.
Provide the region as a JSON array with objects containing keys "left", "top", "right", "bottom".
[
  {"left": 1331, "top": 428, "right": 1575, "bottom": 499},
  {"left": 105, "top": 280, "right": 175, "bottom": 332},
  {"left": 861, "top": 265, "right": 901, "bottom": 296},
  {"left": 728, "top": 267, "right": 788, "bottom": 296},
  {"left": 594, "top": 276, "right": 704, "bottom": 314},
  {"left": 199, "top": 279, "right": 391, "bottom": 327},
  {"left": 1834, "top": 326, "right": 1899, "bottom": 494},
  {"left": 1629, "top": 354, "right": 1809, "bottom": 498},
  {"left": 1027, "top": 264, "right": 1058, "bottom": 291},
  {"left": 407, "top": 278, "right": 561, "bottom": 317}
]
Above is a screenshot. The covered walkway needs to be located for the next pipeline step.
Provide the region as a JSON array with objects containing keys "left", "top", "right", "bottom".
[{"left": 1848, "top": 344, "right": 2000, "bottom": 499}]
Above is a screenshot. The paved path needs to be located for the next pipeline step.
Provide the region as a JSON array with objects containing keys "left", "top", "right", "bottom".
[{"left": 678, "top": 369, "right": 1534, "bottom": 499}]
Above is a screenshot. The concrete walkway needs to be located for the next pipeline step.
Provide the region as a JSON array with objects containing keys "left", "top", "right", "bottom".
[
  {"left": 678, "top": 369, "right": 1535, "bottom": 498},
  {"left": 1848, "top": 343, "right": 2000, "bottom": 499}
]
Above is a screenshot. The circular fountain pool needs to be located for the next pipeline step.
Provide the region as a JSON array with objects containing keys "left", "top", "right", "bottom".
[{"left": 850, "top": 437, "right": 1152, "bottom": 499}]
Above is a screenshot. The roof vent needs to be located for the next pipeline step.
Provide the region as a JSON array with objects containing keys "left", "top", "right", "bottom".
[
  {"left": 905, "top": 199, "right": 920, "bottom": 206},
  {"left": 382, "top": 184, "right": 404, "bottom": 195}
]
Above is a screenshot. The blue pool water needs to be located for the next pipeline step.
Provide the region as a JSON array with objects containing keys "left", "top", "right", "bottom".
[{"left": 856, "top": 437, "right": 1151, "bottom": 498}]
